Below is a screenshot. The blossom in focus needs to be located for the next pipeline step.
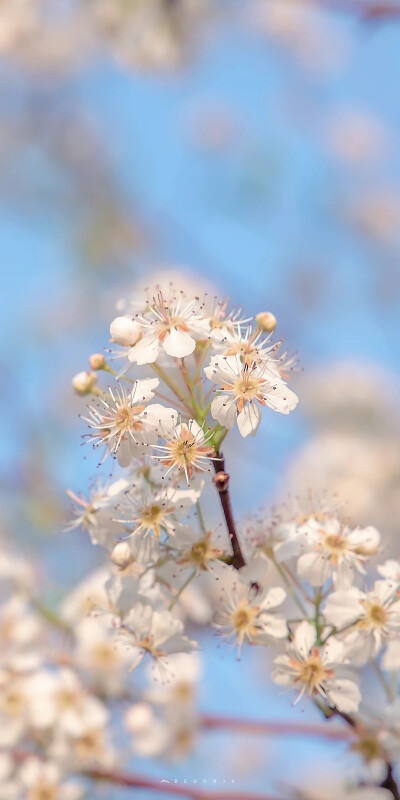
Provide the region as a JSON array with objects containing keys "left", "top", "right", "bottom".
[
  {"left": 215, "top": 574, "right": 287, "bottom": 654},
  {"left": 127, "top": 291, "right": 209, "bottom": 365},
  {"left": 173, "top": 525, "right": 228, "bottom": 575},
  {"left": 205, "top": 355, "right": 298, "bottom": 437},
  {"left": 155, "top": 419, "right": 215, "bottom": 483},
  {"left": 115, "top": 480, "right": 202, "bottom": 540},
  {"left": 82, "top": 380, "right": 175, "bottom": 466}
]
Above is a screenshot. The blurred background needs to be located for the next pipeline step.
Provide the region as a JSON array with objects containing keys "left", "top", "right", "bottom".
[{"left": 2, "top": 0, "right": 400, "bottom": 796}]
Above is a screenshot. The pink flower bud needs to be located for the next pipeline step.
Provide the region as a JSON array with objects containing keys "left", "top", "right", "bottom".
[
  {"left": 255, "top": 312, "right": 277, "bottom": 333},
  {"left": 89, "top": 353, "right": 107, "bottom": 370}
]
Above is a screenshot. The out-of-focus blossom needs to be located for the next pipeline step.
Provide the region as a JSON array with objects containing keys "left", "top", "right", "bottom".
[{"left": 272, "top": 621, "right": 361, "bottom": 712}]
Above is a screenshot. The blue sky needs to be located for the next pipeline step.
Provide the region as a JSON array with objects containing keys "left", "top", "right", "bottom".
[{"left": 2, "top": 7, "right": 400, "bottom": 797}]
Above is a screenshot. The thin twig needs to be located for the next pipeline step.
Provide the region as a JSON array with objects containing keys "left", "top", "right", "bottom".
[
  {"left": 201, "top": 714, "right": 352, "bottom": 741},
  {"left": 308, "top": 0, "right": 400, "bottom": 20},
  {"left": 212, "top": 455, "right": 246, "bottom": 570}
]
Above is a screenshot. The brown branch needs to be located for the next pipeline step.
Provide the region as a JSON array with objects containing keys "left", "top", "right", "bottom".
[
  {"left": 212, "top": 455, "right": 246, "bottom": 570},
  {"left": 86, "top": 767, "right": 284, "bottom": 800},
  {"left": 381, "top": 765, "right": 400, "bottom": 800},
  {"left": 201, "top": 714, "right": 353, "bottom": 741}
]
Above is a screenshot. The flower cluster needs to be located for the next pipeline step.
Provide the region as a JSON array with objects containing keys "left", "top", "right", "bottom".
[{"left": 4, "top": 280, "right": 396, "bottom": 800}]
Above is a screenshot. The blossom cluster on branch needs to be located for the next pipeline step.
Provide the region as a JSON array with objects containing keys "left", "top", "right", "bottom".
[
  {"left": 2, "top": 281, "right": 400, "bottom": 799},
  {"left": 67, "top": 283, "right": 400, "bottom": 796}
]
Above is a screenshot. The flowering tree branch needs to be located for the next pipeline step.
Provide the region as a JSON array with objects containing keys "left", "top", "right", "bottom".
[{"left": 61, "top": 287, "right": 400, "bottom": 800}]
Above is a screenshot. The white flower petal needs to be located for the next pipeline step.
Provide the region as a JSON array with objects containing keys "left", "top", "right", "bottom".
[
  {"left": 237, "top": 402, "right": 261, "bottom": 438},
  {"left": 294, "top": 621, "right": 315, "bottom": 658},
  {"left": 327, "top": 678, "right": 361, "bottom": 713},
  {"left": 128, "top": 335, "right": 160, "bottom": 365},
  {"left": 323, "top": 589, "right": 363, "bottom": 628},
  {"left": 163, "top": 328, "right": 196, "bottom": 357},
  {"left": 210, "top": 394, "right": 236, "bottom": 428},
  {"left": 297, "top": 551, "right": 331, "bottom": 587}
]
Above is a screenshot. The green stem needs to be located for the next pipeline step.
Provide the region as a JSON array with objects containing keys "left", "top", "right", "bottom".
[
  {"left": 168, "top": 570, "right": 197, "bottom": 610},
  {"left": 150, "top": 363, "right": 193, "bottom": 409},
  {"left": 31, "top": 597, "right": 72, "bottom": 635},
  {"left": 371, "top": 659, "right": 395, "bottom": 702},
  {"left": 193, "top": 339, "right": 211, "bottom": 384},
  {"left": 196, "top": 500, "right": 207, "bottom": 536},
  {"left": 104, "top": 365, "right": 135, "bottom": 384},
  {"left": 314, "top": 589, "right": 322, "bottom": 645},
  {"left": 272, "top": 559, "right": 308, "bottom": 617},
  {"left": 211, "top": 424, "right": 229, "bottom": 453}
]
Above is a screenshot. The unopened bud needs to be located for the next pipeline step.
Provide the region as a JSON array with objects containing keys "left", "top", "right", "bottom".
[
  {"left": 110, "top": 316, "right": 142, "bottom": 347},
  {"left": 89, "top": 353, "right": 107, "bottom": 370},
  {"left": 111, "top": 541, "right": 132, "bottom": 569},
  {"left": 213, "top": 471, "right": 229, "bottom": 492},
  {"left": 72, "top": 371, "right": 98, "bottom": 395},
  {"left": 255, "top": 312, "right": 277, "bottom": 333}
]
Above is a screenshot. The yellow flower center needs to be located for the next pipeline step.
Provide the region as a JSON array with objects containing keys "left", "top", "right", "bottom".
[
  {"left": 74, "top": 728, "right": 103, "bottom": 761},
  {"left": 171, "top": 682, "right": 194, "bottom": 703},
  {"left": 2, "top": 689, "right": 25, "bottom": 716},
  {"left": 232, "top": 602, "right": 259, "bottom": 642},
  {"left": 291, "top": 648, "right": 334, "bottom": 695},
  {"left": 92, "top": 642, "right": 118, "bottom": 669},
  {"left": 233, "top": 375, "right": 263, "bottom": 400},
  {"left": 360, "top": 602, "right": 388, "bottom": 629},
  {"left": 324, "top": 534, "right": 347, "bottom": 553},
  {"left": 158, "top": 316, "right": 189, "bottom": 340},
  {"left": 115, "top": 404, "right": 145, "bottom": 432},
  {"left": 57, "top": 689, "right": 79, "bottom": 711},
  {"left": 190, "top": 539, "right": 210, "bottom": 563},
  {"left": 160, "top": 427, "right": 214, "bottom": 481}
]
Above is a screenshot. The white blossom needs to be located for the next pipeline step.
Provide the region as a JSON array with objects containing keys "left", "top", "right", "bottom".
[
  {"left": 272, "top": 621, "right": 361, "bottom": 712},
  {"left": 117, "top": 602, "right": 198, "bottom": 679},
  {"left": 20, "top": 758, "right": 84, "bottom": 800},
  {"left": 65, "top": 477, "right": 129, "bottom": 547},
  {"left": 154, "top": 418, "right": 215, "bottom": 484},
  {"left": 115, "top": 480, "right": 202, "bottom": 540},
  {"left": 204, "top": 355, "right": 298, "bottom": 437},
  {"left": 82, "top": 379, "right": 175, "bottom": 466},
  {"left": 26, "top": 667, "right": 109, "bottom": 736},
  {"left": 296, "top": 516, "right": 380, "bottom": 588},
  {"left": 127, "top": 291, "right": 209, "bottom": 365},
  {"left": 215, "top": 572, "right": 287, "bottom": 654},
  {"left": 324, "top": 580, "right": 400, "bottom": 664}
]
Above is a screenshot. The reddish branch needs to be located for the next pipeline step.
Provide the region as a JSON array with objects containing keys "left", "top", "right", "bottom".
[
  {"left": 86, "top": 768, "right": 284, "bottom": 800},
  {"left": 201, "top": 714, "right": 352, "bottom": 741},
  {"left": 312, "top": 0, "right": 400, "bottom": 20},
  {"left": 212, "top": 456, "right": 246, "bottom": 570}
]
